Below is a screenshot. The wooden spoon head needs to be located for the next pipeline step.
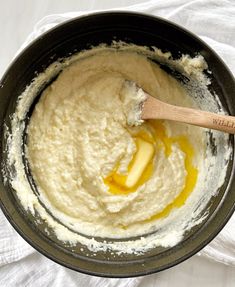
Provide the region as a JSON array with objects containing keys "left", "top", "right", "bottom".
[{"left": 141, "top": 94, "right": 162, "bottom": 120}]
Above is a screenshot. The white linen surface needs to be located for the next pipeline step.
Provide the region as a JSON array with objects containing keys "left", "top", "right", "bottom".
[{"left": 0, "top": 0, "right": 235, "bottom": 286}]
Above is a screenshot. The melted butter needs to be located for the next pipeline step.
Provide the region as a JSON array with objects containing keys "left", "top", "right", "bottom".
[
  {"left": 104, "top": 120, "right": 198, "bottom": 224},
  {"left": 145, "top": 120, "right": 198, "bottom": 222},
  {"left": 104, "top": 135, "right": 154, "bottom": 195},
  {"left": 149, "top": 120, "right": 172, "bottom": 156}
]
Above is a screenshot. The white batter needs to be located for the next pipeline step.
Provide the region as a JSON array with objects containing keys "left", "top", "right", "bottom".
[
  {"left": 27, "top": 50, "right": 203, "bottom": 237},
  {"left": 5, "top": 44, "right": 231, "bottom": 253}
]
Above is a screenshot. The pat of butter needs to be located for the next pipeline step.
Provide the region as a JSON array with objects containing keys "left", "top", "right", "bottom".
[{"left": 125, "top": 138, "right": 154, "bottom": 188}]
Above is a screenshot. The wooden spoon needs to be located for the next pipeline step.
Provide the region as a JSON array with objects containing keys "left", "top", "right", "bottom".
[{"left": 141, "top": 93, "right": 235, "bottom": 134}]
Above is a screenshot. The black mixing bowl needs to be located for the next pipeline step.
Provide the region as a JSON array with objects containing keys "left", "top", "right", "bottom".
[{"left": 0, "top": 12, "right": 235, "bottom": 277}]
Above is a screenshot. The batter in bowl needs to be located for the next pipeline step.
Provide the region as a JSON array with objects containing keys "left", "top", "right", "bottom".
[
  {"left": 6, "top": 43, "right": 231, "bottom": 254},
  {"left": 26, "top": 50, "right": 204, "bottom": 238}
]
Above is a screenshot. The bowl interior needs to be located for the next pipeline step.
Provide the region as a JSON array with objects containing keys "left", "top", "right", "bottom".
[{"left": 0, "top": 12, "right": 235, "bottom": 277}]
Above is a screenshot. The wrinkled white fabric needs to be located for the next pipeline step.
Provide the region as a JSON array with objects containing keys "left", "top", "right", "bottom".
[{"left": 1, "top": 0, "right": 235, "bottom": 286}]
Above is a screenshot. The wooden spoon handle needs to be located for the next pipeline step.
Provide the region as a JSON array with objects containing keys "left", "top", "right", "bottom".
[{"left": 142, "top": 99, "right": 235, "bottom": 134}]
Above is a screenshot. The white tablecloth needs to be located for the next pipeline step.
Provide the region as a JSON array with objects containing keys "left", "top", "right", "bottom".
[{"left": 1, "top": 0, "right": 235, "bottom": 286}]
